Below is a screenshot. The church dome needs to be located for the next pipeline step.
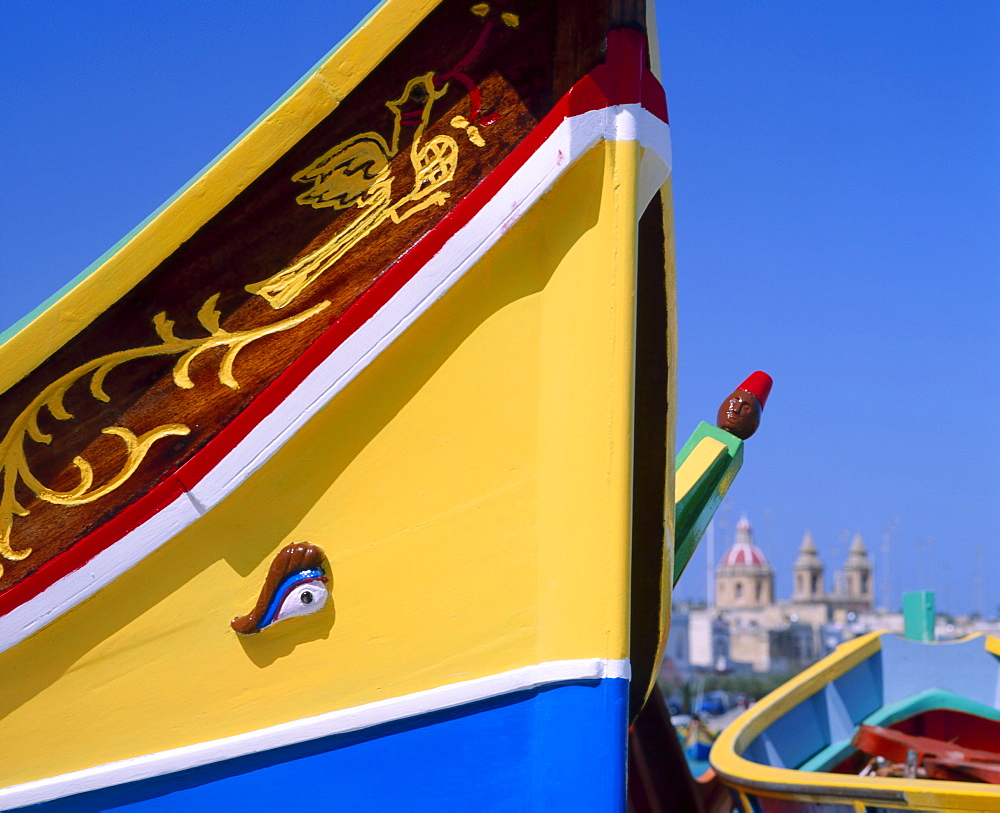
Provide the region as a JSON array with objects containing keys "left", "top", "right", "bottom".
[
  {"left": 715, "top": 515, "right": 774, "bottom": 609},
  {"left": 720, "top": 515, "right": 769, "bottom": 568}
]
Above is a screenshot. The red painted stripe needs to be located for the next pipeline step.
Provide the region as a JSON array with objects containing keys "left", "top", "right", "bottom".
[
  {"left": 0, "top": 29, "right": 667, "bottom": 620},
  {"left": 0, "top": 476, "right": 187, "bottom": 616}
]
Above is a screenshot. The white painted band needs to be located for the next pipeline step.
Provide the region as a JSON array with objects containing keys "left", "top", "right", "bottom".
[
  {"left": 0, "top": 657, "right": 631, "bottom": 809},
  {"left": 0, "top": 104, "right": 670, "bottom": 653}
]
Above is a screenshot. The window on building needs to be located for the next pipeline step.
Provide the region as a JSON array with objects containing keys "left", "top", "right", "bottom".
[
  {"left": 756, "top": 582, "right": 762, "bottom": 601},
  {"left": 735, "top": 582, "right": 743, "bottom": 600},
  {"left": 811, "top": 574, "right": 818, "bottom": 594}
]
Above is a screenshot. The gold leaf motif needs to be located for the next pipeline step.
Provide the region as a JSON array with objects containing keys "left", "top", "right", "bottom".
[{"left": 0, "top": 297, "right": 330, "bottom": 577}]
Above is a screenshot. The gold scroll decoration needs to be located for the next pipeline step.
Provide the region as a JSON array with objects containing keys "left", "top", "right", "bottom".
[{"left": 0, "top": 295, "right": 330, "bottom": 577}]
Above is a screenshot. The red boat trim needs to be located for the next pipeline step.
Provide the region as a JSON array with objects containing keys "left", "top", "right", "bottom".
[{"left": 853, "top": 723, "right": 1000, "bottom": 766}]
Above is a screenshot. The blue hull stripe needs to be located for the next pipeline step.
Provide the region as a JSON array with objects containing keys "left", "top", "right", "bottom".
[{"left": 21, "top": 678, "right": 628, "bottom": 812}]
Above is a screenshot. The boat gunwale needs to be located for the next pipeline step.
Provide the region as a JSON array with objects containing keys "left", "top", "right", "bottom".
[{"left": 710, "top": 630, "right": 1000, "bottom": 809}]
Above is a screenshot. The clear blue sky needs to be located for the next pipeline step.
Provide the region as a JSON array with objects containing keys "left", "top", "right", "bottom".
[{"left": 2, "top": 2, "right": 998, "bottom": 614}]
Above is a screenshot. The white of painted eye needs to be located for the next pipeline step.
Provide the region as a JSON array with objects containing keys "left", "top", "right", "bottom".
[{"left": 273, "top": 580, "right": 329, "bottom": 624}]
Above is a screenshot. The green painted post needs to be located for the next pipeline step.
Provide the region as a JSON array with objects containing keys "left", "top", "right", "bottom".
[
  {"left": 902, "top": 590, "right": 935, "bottom": 642},
  {"left": 672, "top": 422, "right": 743, "bottom": 585}
]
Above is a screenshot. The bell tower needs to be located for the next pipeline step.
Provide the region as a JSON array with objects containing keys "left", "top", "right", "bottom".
[
  {"left": 793, "top": 531, "right": 824, "bottom": 601},
  {"left": 843, "top": 532, "right": 874, "bottom": 610}
]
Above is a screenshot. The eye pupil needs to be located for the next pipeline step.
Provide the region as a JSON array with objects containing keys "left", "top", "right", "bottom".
[{"left": 301, "top": 590, "right": 314, "bottom": 605}]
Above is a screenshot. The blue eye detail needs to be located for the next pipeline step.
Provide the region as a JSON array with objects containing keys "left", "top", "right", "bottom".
[
  {"left": 258, "top": 568, "right": 328, "bottom": 629},
  {"left": 232, "top": 543, "right": 329, "bottom": 634}
]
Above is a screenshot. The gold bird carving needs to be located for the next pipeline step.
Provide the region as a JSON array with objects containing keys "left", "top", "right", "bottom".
[
  {"left": 247, "top": 72, "right": 469, "bottom": 309},
  {"left": 292, "top": 73, "right": 449, "bottom": 211}
]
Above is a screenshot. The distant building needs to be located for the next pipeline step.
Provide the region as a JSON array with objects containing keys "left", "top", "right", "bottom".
[
  {"left": 792, "top": 530, "right": 823, "bottom": 602},
  {"left": 842, "top": 532, "right": 875, "bottom": 612},
  {"left": 672, "top": 516, "right": 879, "bottom": 674},
  {"left": 666, "top": 516, "right": 1000, "bottom": 678},
  {"left": 715, "top": 516, "right": 773, "bottom": 609}
]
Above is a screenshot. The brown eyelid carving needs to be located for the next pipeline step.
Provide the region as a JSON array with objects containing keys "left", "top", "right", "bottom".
[{"left": 231, "top": 542, "right": 325, "bottom": 634}]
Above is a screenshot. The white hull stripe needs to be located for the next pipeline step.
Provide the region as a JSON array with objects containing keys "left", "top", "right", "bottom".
[
  {"left": 0, "top": 658, "right": 631, "bottom": 809},
  {"left": 0, "top": 104, "right": 670, "bottom": 654}
]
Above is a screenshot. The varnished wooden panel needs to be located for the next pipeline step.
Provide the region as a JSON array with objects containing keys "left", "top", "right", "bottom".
[{"left": 0, "top": 0, "right": 625, "bottom": 592}]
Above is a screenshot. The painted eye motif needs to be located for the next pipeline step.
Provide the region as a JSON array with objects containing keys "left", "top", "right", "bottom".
[
  {"left": 232, "top": 543, "right": 329, "bottom": 634},
  {"left": 267, "top": 571, "right": 329, "bottom": 626}
]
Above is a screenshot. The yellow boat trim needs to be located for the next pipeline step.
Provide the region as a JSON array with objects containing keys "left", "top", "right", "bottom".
[
  {"left": 0, "top": 0, "right": 443, "bottom": 394},
  {"left": 725, "top": 632, "right": 883, "bottom": 754},
  {"left": 712, "top": 631, "right": 1000, "bottom": 811},
  {"left": 674, "top": 436, "right": 727, "bottom": 503}
]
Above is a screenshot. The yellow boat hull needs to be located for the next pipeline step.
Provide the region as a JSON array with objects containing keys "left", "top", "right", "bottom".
[{"left": 0, "top": 1, "right": 676, "bottom": 808}]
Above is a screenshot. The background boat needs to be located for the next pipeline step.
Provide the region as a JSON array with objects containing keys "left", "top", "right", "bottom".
[{"left": 711, "top": 629, "right": 1000, "bottom": 812}]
